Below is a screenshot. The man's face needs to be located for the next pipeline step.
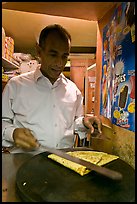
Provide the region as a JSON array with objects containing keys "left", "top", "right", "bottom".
[{"left": 39, "top": 32, "right": 71, "bottom": 84}]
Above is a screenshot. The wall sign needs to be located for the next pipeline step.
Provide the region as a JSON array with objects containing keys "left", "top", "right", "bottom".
[{"left": 100, "top": 2, "right": 135, "bottom": 132}]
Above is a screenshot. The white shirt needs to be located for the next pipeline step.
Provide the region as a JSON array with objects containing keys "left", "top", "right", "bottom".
[{"left": 2, "top": 67, "right": 87, "bottom": 149}]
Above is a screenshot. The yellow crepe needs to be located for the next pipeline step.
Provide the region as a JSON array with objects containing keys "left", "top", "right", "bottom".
[{"left": 48, "top": 151, "right": 119, "bottom": 176}]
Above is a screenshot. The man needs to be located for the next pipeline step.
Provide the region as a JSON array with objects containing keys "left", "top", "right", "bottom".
[{"left": 2, "top": 24, "right": 101, "bottom": 151}]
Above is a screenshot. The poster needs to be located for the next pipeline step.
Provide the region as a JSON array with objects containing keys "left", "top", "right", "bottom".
[{"left": 100, "top": 2, "right": 135, "bottom": 132}]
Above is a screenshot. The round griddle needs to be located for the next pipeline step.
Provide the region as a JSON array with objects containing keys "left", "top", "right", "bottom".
[{"left": 16, "top": 148, "right": 135, "bottom": 202}]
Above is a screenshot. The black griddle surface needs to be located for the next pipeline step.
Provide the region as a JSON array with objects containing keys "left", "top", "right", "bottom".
[{"left": 16, "top": 149, "right": 135, "bottom": 202}]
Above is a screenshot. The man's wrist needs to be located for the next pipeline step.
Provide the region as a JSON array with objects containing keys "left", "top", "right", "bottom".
[{"left": 82, "top": 117, "right": 89, "bottom": 129}]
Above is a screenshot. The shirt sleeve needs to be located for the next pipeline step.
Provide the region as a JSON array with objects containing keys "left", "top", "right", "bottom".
[
  {"left": 2, "top": 80, "right": 17, "bottom": 146},
  {"left": 74, "top": 116, "right": 88, "bottom": 139},
  {"left": 74, "top": 91, "right": 88, "bottom": 140}
]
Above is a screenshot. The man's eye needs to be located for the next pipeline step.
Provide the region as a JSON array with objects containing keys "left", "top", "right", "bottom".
[{"left": 50, "top": 54, "right": 57, "bottom": 57}]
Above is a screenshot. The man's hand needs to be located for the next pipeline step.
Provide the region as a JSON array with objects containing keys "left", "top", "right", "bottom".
[
  {"left": 13, "top": 128, "right": 39, "bottom": 149},
  {"left": 83, "top": 116, "right": 102, "bottom": 134}
]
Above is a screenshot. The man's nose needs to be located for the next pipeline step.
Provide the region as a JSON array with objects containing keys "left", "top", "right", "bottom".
[{"left": 56, "top": 57, "right": 64, "bottom": 67}]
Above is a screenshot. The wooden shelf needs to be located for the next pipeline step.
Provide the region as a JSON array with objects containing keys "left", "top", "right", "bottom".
[{"left": 2, "top": 57, "right": 20, "bottom": 70}]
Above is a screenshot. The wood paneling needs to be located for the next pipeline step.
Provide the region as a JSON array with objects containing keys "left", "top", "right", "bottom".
[{"left": 2, "top": 2, "right": 116, "bottom": 21}]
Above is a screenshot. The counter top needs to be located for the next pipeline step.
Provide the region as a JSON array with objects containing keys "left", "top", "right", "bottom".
[
  {"left": 2, "top": 149, "right": 135, "bottom": 202},
  {"left": 2, "top": 152, "right": 36, "bottom": 202}
]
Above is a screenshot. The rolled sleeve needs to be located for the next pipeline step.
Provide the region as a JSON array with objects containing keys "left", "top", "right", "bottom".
[
  {"left": 2, "top": 125, "right": 16, "bottom": 146},
  {"left": 74, "top": 116, "right": 88, "bottom": 139}
]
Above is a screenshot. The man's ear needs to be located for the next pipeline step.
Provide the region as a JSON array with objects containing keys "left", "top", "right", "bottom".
[
  {"left": 35, "top": 43, "right": 42, "bottom": 63},
  {"left": 36, "top": 42, "right": 41, "bottom": 56}
]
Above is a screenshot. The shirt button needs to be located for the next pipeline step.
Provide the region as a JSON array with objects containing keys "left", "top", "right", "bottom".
[
  {"left": 54, "top": 123, "right": 57, "bottom": 127},
  {"left": 53, "top": 105, "right": 56, "bottom": 108},
  {"left": 56, "top": 144, "right": 58, "bottom": 147}
]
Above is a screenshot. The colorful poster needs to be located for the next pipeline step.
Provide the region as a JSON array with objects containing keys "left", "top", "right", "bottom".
[{"left": 100, "top": 2, "right": 135, "bottom": 132}]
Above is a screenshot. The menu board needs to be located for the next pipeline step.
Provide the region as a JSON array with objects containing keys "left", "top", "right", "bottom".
[{"left": 100, "top": 2, "right": 135, "bottom": 132}]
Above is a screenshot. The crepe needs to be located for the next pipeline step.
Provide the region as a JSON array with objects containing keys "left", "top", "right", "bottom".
[{"left": 48, "top": 151, "right": 119, "bottom": 176}]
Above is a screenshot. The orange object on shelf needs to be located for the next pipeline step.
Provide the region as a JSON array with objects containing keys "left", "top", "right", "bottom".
[{"left": 4, "top": 37, "right": 14, "bottom": 63}]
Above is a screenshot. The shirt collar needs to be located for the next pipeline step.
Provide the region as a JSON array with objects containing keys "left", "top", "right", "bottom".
[{"left": 34, "top": 65, "right": 43, "bottom": 82}]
